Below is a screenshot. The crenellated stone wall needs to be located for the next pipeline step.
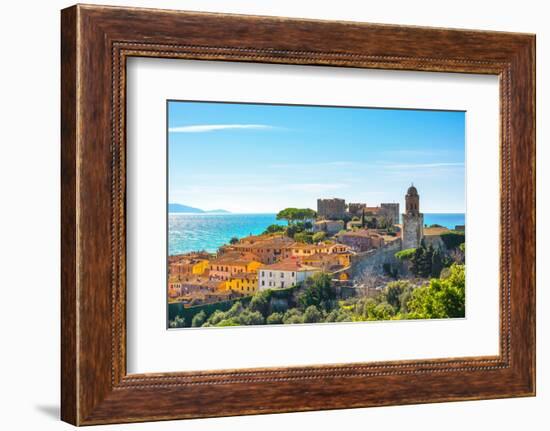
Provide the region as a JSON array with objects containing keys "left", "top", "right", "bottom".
[{"left": 350, "top": 239, "right": 402, "bottom": 277}]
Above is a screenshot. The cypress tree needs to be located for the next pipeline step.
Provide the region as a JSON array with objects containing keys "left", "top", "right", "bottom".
[{"left": 431, "top": 248, "right": 443, "bottom": 278}]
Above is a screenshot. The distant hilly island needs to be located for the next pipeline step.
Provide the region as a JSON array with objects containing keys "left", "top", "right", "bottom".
[{"left": 168, "top": 203, "right": 231, "bottom": 214}]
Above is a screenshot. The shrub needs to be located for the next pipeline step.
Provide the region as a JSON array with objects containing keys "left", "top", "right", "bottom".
[
  {"left": 395, "top": 248, "right": 416, "bottom": 261},
  {"left": 303, "top": 305, "right": 323, "bottom": 323},
  {"left": 312, "top": 231, "right": 326, "bottom": 243},
  {"left": 266, "top": 312, "right": 284, "bottom": 324},
  {"left": 406, "top": 264, "right": 465, "bottom": 319},
  {"left": 207, "top": 310, "right": 227, "bottom": 325},
  {"left": 384, "top": 281, "right": 413, "bottom": 311},
  {"left": 169, "top": 315, "right": 185, "bottom": 328},
  {"left": 283, "top": 308, "right": 304, "bottom": 324},
  {"left": 370, "top": 302, "right": 396, "bottom": 320},
  {"left": 325, "top": 308, "right": 353, "bottom": 322},
  {"left": 191, "top": 310, "right": 206, "bottom": 327},
  {"left": 225, "top": 301, "right": 244, "bottom": 318},
  {"left": 237, "top": 310, "right": 265, "bottom": 326}
]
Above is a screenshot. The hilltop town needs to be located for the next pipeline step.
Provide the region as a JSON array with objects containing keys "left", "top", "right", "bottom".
[{"left": 168, "top": 185, "right": 466, "bottom": 325}]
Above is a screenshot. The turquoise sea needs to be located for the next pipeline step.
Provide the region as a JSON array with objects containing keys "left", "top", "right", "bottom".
[{"left": 168, "top": 212, "right": 465, "bottom": 255}]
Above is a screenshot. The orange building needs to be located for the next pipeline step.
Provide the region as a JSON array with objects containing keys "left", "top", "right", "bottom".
[
  {"left": 209, "top": 252, "right": 263, "bottom": 281},
  {"left": 225, "top": 235, "right": 295, "bottom": 264}
]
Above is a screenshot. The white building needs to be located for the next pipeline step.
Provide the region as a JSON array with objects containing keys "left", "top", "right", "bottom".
[{"left": 258, "top": 258, "right": 320, "bottom": 290}]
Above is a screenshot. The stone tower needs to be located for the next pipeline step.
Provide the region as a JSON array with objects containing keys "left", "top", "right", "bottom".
[{"left": 402, "top": 184, "right": 424, "bottom": 249}]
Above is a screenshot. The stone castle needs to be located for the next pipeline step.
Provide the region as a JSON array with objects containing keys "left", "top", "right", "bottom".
[
  {"left": 317, "top": 184, "right": 425, "bottom": 251},
  {"left": 317, "top": 199, "right": 399, "bottom": 225}
]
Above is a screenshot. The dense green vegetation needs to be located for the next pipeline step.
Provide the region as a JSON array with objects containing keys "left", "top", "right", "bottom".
[
  {"left": 168, "top": 265, "right": 466, "bottom": 328},
  {"left": 262, "top": 217, "right": 318, "bottom": 243},
  {"left": 410, "top": 245, "right": 444, "bottom": 278},
  {"left": 263, "top": 224, "right": 286, "bottom": 234},
  {"left": 395, "top": 248, "right": 416, "bottom": 261},
  {"left": 440, "top": 231, "right": 466, "bottom": 249}
]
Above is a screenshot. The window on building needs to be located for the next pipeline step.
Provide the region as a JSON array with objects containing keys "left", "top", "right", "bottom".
[
  {"left": 261, "top": 280, "right": 265, "bottom": 286},
  {"left": 280, "top": 272, "right": 284, "bottom": 278},
  {"left": 291, "top": 272, "right": 295, "bottom": 277}
]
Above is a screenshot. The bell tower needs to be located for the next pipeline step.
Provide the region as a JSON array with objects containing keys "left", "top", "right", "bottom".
[
  {"left": 402, "top": 184, "right": 424, "bottom": 249},
  {"left": 405, "top": 184, "right": 420, "bottom": 215}
]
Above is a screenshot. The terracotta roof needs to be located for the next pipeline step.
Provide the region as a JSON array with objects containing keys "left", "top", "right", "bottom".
[
  {"left": 260, "top": 258, "right": 319, "bottom": 272},
  {"left": 238, "top": 233, "right": 284, "bottom": 243},
  {"left": 210, "top": 252, "right": 261, "bottom": 266},
  {"left": 363, "top": 207, "right": 382, "bottom": 213},
  {"left": 424, "top": 227, "right": 450, "bottom": 236},
  {"left": 290, "top": 243, "right": 320, "bottom": 250}
]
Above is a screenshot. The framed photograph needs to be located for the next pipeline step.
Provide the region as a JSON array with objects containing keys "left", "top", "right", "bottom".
[{"left": 61, "top": 4, "right": 535, "bottom": 425}]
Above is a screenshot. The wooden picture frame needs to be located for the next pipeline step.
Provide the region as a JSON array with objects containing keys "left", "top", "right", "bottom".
[{"left": 61, "top": 4, "right": 535, "bottom": 426}]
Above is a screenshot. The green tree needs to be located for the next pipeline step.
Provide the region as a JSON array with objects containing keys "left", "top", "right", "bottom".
[
  {"left": 270, "top": 299, "right": 289, "bottom": 314},
  {"left": 312, "top": 231, "right": 326, "bottom": 243},
  {"left": 283, "top": 308, "right": 304, "bottom": 324},
  {"left": 225, "top": 301, "right": 245, "bottom": 318},
  {"left": 263, "top": 224, "right": 286, "bottom": 234},
  {"left": 370, "top": 302, "right": 396, "bottom": 320},
  {"left": 298, "top": 273, "right": 336, "bottom": 311},
  {"left": 207, "top": 309, "right": 227, "bottom": 325},
  {"left": 411, "top": 245, "right": 435, "bottom": 278},
  {"left": 237, "top": 310, "right": 265, "bottom": 326},
  {"left": 384, "top": 281, "right": 412, "bottom": 311},
  {"left": 266, "top": 312, "right": 284, "bottom": 324},
  {"left": 357, "top": 298, "right": 377, "bottom": 319},
  {"left": 303, "top": 305, "right": 323, "bottom": 323},
  {"left": 169, "top": 315, "right": 185, "bottom": 328},
  {"left": 431, "top": 248, "right": 443, "bottom": 278},
  {"left": 294, "top": 232, "right": 313, "bottom": 244},
  {"left": 325, "top": 308, "right": 353, "bottom": 322},
  {"left": 410, "top": 247, "right": 424, "bottom": 276},
  {"left": 440, "top": 231, "right": 466, "bottom": 249},
  {"left": 276, "top": 208, "right": 316, "bottom": 225},
  {"left": 406, "top": 264, "right": 465, "bottom": 319},
  {"left": 229, "top": 236, "right": 239, "bottom": 245},
  {"left": 191, "top": 310, "right": 207, "bottom": 327},
  {"left": 249, "top": 291, "right": 270, "bottom": 317}
]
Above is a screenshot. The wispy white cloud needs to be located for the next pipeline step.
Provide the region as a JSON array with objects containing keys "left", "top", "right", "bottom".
[
  {"left": 172, "top": 182, "right": 349, "bottom": 195},
  {"left": 382, "top": 162, "right": 464, "bottom": 169},
  {"left": 169, "top": 124, "right": 275, "bottom": 133},
  {"left": 269, "top": 161, "right": 464, "bottom": 171},
  {"left": 269, "top": 161, "right": 357, "bottom": 169}
]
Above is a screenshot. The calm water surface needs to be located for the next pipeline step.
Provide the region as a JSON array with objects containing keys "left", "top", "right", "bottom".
[{"left": 168, "top": 212, "right": 465, "bottom": 255}]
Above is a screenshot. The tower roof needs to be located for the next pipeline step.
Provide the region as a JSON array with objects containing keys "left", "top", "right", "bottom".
[{"left": 407, "top": 184, "right": 418, "bottom": 195}]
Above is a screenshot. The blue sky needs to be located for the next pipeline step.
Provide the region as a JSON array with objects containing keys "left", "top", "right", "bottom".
[{"left": 168, "top": 101, "right": 465, "bottom": 213}]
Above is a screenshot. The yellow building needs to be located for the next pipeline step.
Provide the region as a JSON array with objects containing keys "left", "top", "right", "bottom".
[
  {"left": 224, "top": 273, "right": 258, "bottom": 295},
  {"left": 191, "top": 259, "right": 209, "bottom": 275},
  {"left": 336, "top": 253, "right": 352, "bottom": 267},
  {"left": 209, "top": 252, "right": 263, "bottom": 281}
]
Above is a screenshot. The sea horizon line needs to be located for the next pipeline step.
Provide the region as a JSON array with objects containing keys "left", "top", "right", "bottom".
[{"left": 168, "top": 210, "right": 466, "bottom": 215}]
